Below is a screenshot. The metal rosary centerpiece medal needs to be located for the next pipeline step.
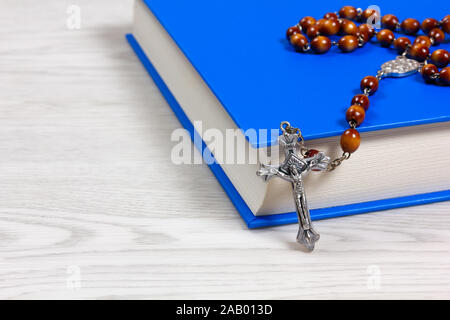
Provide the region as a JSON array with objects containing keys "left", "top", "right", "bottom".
[
  {"left": 257, "top": 122, "right": 330, "bottom": 251},
  {"left": 379, "top": 56, "right": 422, "bottom": 78}
]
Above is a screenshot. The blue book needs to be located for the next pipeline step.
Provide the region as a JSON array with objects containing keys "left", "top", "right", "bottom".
[{"left": 128, "top": 0, "right": 450, "bottom": 228}]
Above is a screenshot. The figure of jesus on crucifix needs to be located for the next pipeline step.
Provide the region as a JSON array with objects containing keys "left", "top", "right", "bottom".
[{"left": 257, "top": 122, "right": 330, "bottom": 251}]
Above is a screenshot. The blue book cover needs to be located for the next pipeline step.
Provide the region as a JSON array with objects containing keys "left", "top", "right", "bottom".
[{"left": 127, "top": 0, "right": 450, "bottom": 228}]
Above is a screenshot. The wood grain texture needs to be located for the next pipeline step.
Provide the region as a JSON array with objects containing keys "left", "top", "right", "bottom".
[{"left": 0, "top": 0, "right": 449, "bottom": 299}]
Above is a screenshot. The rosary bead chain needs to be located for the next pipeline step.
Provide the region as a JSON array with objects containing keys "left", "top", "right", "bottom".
[
  {"left": 338, "top": 35, "right": 359, "bottom": 52},
  {"left": 440, "top": 67, "right": 450, "bottom": 85},
  {"left": 429, "top": 28, "right": 445, "bottom": 44},
  {"left": 421, "top": 64, "right": 440, "bottom": 82},
  {"left": 401, "top": 18, "right": 421, "bottom": 35},
  {"left": 339, "top": 6, "right": 358, "bottom": 20},
  {"left": 287, "top": 8, "right": 449, "bottom": 57},
  {"left": 340, "top": 129, "right": 361, "bottom": 154},
  {"left": 286, "top": 26, "right": 301, "bottom": 39},
  {"left": 311, "top": 36, "right": 332, "bottom": 53},
  {"left": 414, "top": 35, "right": 432, "bottom": 48},
  {"left": 285, "top": 6, "right": 450, "bottom": 169},
  {"left": 351, "top": 94, "right": 370, "bottom": 110},
  {"left": 381, "top": 14, "right": 400, "bottom": 30},
  {"left": 431, "top": 49, "right": 450, "bottom": 67},
  {"left": 394, "top": 37, "right": 411, "bottom": 52},
  {"left": 421, "top": 65, "right": 450, "bottom": 85},
  {"left": 421, "top": 18, "right": 439, "bottom": 33},
  {"left": 442, "top": 16, "right": 450, "bottom": 33},
  {"left": 407, "top": 43, "right": 429, "bottom": 61},
  {"left": 377, "top": 29, "right": 395, "bottom": 47}
]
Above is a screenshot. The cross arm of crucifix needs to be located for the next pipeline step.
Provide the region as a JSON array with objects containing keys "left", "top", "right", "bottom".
[
  {"left": 306, "top": 152, "right": 330, "bottom": 172},
  {"left": 256, "top": 163, "right": 293, "bottom": 182},
  {"left": 257, "top": 152, "right": 330, "bottom": 181}
]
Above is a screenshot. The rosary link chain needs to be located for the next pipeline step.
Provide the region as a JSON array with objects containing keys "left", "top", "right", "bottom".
[
  {"left": 280, "top": 121, "right": 316, "bottom": 157},
  {"left": 327, "top": 152, "right": 351, "bottom": 171}
]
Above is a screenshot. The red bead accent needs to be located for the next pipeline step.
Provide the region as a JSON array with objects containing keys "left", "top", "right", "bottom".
[{"left": 306, "top": 149, "right": 319, "bottom": 157}]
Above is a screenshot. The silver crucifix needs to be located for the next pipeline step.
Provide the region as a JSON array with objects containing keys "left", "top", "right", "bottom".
[{"left": 257, "top": 122, "right": 330, "bottom": 251}]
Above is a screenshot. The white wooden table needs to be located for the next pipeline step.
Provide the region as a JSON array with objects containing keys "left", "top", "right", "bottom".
[{"left": 0, "top": 0, "right": 449, "bottom": 299}]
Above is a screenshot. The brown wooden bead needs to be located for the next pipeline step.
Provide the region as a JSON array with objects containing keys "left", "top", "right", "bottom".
[
  {"left": 431, "top": 49, "right": 450, "bottom": 68},
  {"left": 351, "top": 94, "right": 370, "bottom": 111},
  {"left": 407, "top": 43, "right": 429, "bottom": 62},
  {"left": 429, "top": 28, "right": 445, "bottom": 45},
  {"left": 320, "top": 19, "right": 340, "bottom": 36},
  {"left": 440, "top": 67, "right": 450, "bottom": 85},
  {"left": 290, "top": 34, "right": 309, "bottom": 51},
  {"left": 421, "top": 64, "right": 439, "bottom": 83},
  {"left": 359, "top": 24, "right": 375, "bottom": 39},
  {"left": 356, "top": 28, "right": 369, "bottom": 44},
  {"left": 360, "top": 76, "right": 379, "bottom": 95},
  {"left": 377, "top": 29, "right": 395, "bottom": 47},
  {"left": 381, "top": 14, "right": 399, "bottom": 30},
  {"left": 324, "top": 12, "right": 338, "bottom": 20},
  {"left": 340, "top": 19, "right": 358, "bottom": 35},
  {"left": 306, "top": 25, "right": 320, "bottom": 39},
  {"left": 413, "top": 36, "right": 432, "bottom": 48},
  {"left": 340, "top": 129, "right": 361, "bottom": 153},
  {"left": 286, "top": 26, "right": 301, "bottom": 40},
  {"left": 339, "top": 6, "right": 357, "bottom": 20},
  {"left": 338, "top": 35, "right": 358, "bottom": 52},
  {"left": 421, "top": 18, "right": 439, "bottom": 33},
  {"left": 310, "top": 36, "right": 332, "bottom": 53},
  {"left": 401, "top": 18, "right": 420, "bottom": 35},
  {"left": 442, "top": 17, "right": 450, "bottom": 34},
  {"left": 299, "top": 16, "right": 316, "bottom": 31},
  {"left": 315, "top": 19, "right": 327, "bottom": 29},
  {"left": 394, "top": 37, "right": 411, "bottom": 53},
  {"left": 361, "top": 9, "right": 377, "bottom": 22},
  {"left": 346, "top": 105, "right": 366, "bottom": 127}
]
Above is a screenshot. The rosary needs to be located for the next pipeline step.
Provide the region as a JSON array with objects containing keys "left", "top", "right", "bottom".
[{"left": 257, "top": 6, "right": 449, "bottom": 251}]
